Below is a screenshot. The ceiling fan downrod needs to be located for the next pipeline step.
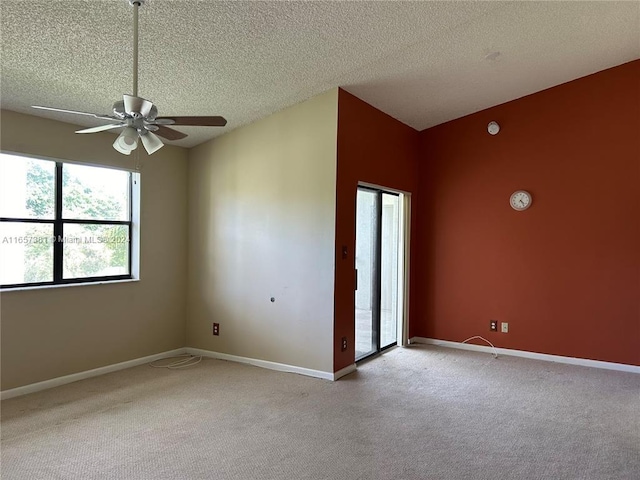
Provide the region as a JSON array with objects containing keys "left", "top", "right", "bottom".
[{"left": 129, "top": 0, "right": 144, "bottom": 98}]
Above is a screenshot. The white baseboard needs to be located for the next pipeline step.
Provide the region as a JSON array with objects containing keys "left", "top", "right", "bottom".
[
  {"left": 333, "top": 363, "right": 357, "bottom": 380},
  {"left": 1, "top": 348, "right": 188, "bottom": 400},
  {"left": 2, "top": 347, "right": 355, "bottom": 401},
  {"left": 186, "top": 347, "right": 337, "bottom": 381},
  {"left": 409, "top": 337, "right": 640, "bottom": 374}
]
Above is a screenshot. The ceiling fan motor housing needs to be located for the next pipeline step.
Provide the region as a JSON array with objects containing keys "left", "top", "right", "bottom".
[{"left": 113, "top": 100, "right": 158, "bottom": 120}]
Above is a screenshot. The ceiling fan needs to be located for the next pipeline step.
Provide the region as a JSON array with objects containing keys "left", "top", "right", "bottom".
[{"left": 32, "top": 0, "right": 227, "bottom": 155}]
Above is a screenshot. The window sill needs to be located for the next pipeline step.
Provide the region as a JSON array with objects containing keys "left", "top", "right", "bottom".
[{"left": 0, "top": 278, "right": 140, "bottom": 293}]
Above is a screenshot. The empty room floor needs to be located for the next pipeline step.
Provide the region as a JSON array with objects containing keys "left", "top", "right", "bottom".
[{"left": 1, "top": 345, "right": 638, "bottom": 480}]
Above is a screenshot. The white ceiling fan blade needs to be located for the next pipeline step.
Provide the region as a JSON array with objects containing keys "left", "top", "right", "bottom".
[
  {"left": 76, "top": 124, "right": 124, "bottom": 134},
  {"left": 32, "top": 105, "right": 120, "bottom": 122},
  {"left": 140, "top": 131, "right": 164, "bottom": 155},
  {"left": 123, "top": 94, "right": 153, "bottom": 117}
]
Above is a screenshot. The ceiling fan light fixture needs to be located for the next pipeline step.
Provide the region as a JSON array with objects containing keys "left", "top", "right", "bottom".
[
  {"left": 113, "top": 127, "right": 139, "bottom": 154},
  {"left": 140, "top": 131, "right": 164, "bottom": 155}
]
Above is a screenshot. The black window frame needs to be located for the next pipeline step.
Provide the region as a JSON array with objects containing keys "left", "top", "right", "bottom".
[{"left": 1, "top": 159, "right": 133, "bottom": 289}]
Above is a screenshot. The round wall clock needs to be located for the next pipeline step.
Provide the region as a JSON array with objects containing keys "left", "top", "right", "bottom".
[{"left": 510, "top": 190, "right": 532, "bottom": 211}]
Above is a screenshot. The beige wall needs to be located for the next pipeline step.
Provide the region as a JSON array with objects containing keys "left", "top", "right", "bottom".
[
  {"left": 0, "top": 110, "right": 188, "bottom": 390},
  {"left": 187, "top": 90, "right": 338, "bottom": 373}
]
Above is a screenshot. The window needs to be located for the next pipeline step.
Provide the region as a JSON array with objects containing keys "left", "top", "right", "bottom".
[{"left": 0, "top": 153, "right": 138, "bottom": 288}]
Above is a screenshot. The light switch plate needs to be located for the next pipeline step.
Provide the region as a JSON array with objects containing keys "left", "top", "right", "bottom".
[{"left": 501, "top": 322, "right": 509, "bottom": 333}]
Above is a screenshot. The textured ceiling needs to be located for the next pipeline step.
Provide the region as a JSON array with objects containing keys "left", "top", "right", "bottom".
[{"left": 2, "top": 1, "right": 639, "bottom": 148}]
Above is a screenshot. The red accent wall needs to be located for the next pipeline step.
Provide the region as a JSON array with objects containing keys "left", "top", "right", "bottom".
[
  {"left": 417, "top": 60, "right": 640, "bottom": 366},
  {"left": 334, "top": 89, "right": 420, "bottom": 372}
]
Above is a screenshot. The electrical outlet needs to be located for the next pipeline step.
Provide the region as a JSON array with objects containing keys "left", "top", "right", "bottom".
[
  {"left": 490, "top": 320, "right": 498, "bottom": 332},
  {"left": 341, "top": 336, "right": 347, "bottom": 352},
  {"left": 501, "top": 322, "right": 509, "bottom": 333},
  {"left": 213, "top": 323, "right": 220, "bottom": 336}
]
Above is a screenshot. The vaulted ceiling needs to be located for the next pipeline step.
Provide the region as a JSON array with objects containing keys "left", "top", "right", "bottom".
[{"left": 2, "top": 1, "right": 638, "bottom": 148}]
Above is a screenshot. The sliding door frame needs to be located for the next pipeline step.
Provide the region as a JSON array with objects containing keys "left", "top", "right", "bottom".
[{"left": 356, "top": 182, "right": 411, "bottom": 356}]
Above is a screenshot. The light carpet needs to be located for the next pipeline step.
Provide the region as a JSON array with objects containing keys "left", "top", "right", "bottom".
[{"left": 1, "top": 345, "right": 639, "bottom": 480}]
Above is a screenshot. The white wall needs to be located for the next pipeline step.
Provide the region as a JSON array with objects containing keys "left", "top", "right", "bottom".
[
  {"left": 0, "top": 110, "right": 188, "bottom": 390},
  {"left": 187, "top": 90, "right": 338, "bottom": 373}
]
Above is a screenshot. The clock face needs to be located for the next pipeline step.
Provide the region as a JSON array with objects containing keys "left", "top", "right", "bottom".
[{"left": 510, "top": 190, "right": 532, "bottom": 211}]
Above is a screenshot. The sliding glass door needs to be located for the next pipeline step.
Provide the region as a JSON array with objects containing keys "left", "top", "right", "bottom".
[{"left": 355, "top": 187, "right": 400, "bottom": 361}]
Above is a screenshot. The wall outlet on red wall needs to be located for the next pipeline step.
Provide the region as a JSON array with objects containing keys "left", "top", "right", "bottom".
[{"left": 490, "top": 320, "right": 498, "bottom": 332}]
